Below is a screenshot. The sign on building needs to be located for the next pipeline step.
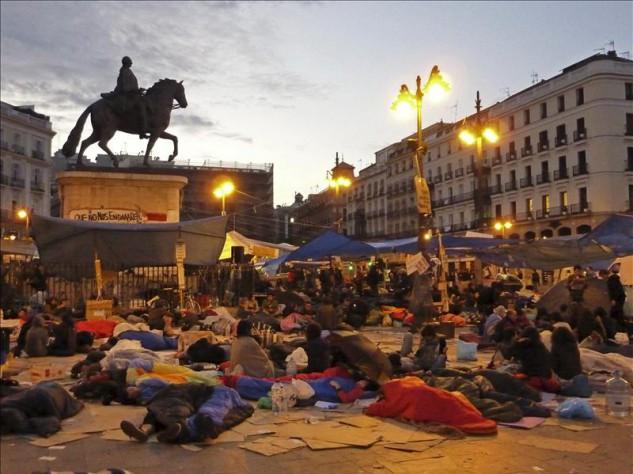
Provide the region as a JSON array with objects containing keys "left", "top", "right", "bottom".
[{"left": 69, "top": 209, "right": 148, "bottom": 224}]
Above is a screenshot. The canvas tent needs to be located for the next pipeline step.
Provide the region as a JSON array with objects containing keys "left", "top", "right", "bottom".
[
  {"left": 284, "top": 230, "right": 377, "bottom": 261},
  {"left": 31, "top": 214, "right": 228, "bottom": 271},
  {"left": 219, "top": 230, "right": 297, "bottom": 260}
]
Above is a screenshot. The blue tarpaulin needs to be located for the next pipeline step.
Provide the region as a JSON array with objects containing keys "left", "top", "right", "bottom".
[
  {"left": 367, "top": 235, "right": 506, "bottom": 255},
  {"left": 283, "top": 230, "right": 377, "bottom": 261}
]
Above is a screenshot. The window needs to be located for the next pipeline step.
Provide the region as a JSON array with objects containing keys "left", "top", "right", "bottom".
[
  {"left": 525, "top": 165, "right": 532, "bottom": 178},
  {"left": 448, "top": 215, "right": 454, "bottom": 226},
  {"left": 438, "top": 215, "right": 444, "bottom": 227},
  {"left": 626, "top": 82, "right": 633, "bottom": 100},
  {"left": 524, "top": 136, "right": 531, "bottom": 147},
  {"left": 540, "top": 102, "right": 547, "bottom": 119},
  {"left": 557, "top": 95, "right": 565, "bottom": 112},
  {"left": 510, "top": 201, "right": 517, "bottom": 219},
  {"left": 558, "top": 155, "right": 567, "bottom": 170},
  {"left": 11, "top": 163, "right": 19, "bottom": 179},
  {"left": 459, "top": 212, "right": 465, "bottom": 224},
  {"left": 526, "top": 198, "right": 533, "bottom": 213},
  {"left": 541, "top": 160, "right": 549, "bottom": 174},
  {"left": 508, "top": 115, "right": 515, "bottom": 131},
  {"left": 495, "top": 204, "right": 502, "bottom": 218},
  {"left": 626, "top": 113, "right": 633, "bottom": 135},
  {"left": 576, "top": 87, "right": 584, "bottom": 106},
  {"left": 510, "top": 170, "right": 516, "bottom": 184},
  {"left": 627, "top": 147, "right": 633, "bottom": 170},
  {"left": 509, "top": 141, "right": 516, "bottom": 153},
  {"left": 579, "top": 187, "right": 588, "bottom": 208},
  {"left": 629, "top": 185, "right": 633, "bottom": 210},
  {"left": 560, "top": 191, "right": 568, "bottom": 208},
  {"left": 576, "top": 117, "right": 585, "bottom": 132},
  {"left": 524, "top": 109, "right": 531, "bottom": 125},
  {"left": 542, "top": 194, "right": 550, "bottom": 213},
  {"left": 538, "top": 130, "right": 548, "bottom": 145},
  {"left": 556, "top": 124, "right": 566, "bottom": 139},
  {"left": 33, "top": 168, "right": 40, "bottom": 184}
]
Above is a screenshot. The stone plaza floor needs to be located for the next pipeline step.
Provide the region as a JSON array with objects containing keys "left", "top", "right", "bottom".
[{"left": 1, "top": 328, "right": 632, "bottom": 474}]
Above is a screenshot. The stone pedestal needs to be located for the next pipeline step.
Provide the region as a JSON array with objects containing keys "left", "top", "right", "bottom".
[{"left": 57, "top": 171, "right": 188, "bottom": 223}]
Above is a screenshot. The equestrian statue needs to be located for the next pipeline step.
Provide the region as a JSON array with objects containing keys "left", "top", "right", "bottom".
[{"left": 62, "top": 56, "right": 188, "bottom": 167}]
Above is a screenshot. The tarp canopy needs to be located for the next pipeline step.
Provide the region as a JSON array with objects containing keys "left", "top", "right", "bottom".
[
  {"left": 219, "top": 230, "right": 298, "bottom": 260},
  {"left": 31, "top": 214, "right": 228, "bottom": 270},
  {"left": 469, "top": 215, "right": 633, "bottom": 270},
  {"left": 367, "top": 234, "right": 505, "bottom": 255},
  {"left": 284, "top": 230, "right": 377, "bottom": 261}
]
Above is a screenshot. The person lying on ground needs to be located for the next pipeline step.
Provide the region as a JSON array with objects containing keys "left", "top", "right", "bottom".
[
  {"left": 0, "top": 381, "right": 83, "bottom": 437},
  {"left": 47, "top": 310, "right": 77, "bottom": 357},
  {"left": 229, "top": 320, "right": 275, "bottom": 378},
  {"left": 120, "top": 383, "right": 215, "bottom": 443},
  {"left": 24, "top": 314, "right": 50, "bottom": 357}
]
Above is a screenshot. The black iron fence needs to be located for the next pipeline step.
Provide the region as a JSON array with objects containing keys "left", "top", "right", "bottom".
[{"left": 1, "top": 259, "right": 255, "bottom": 311}]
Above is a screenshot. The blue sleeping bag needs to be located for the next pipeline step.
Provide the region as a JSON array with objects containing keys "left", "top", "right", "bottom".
[
  {"left": 234, "top": 376, "right": 361, "bottom": 402},
  {"left": 118, "top": 331, "right": 178, "bottom": 351}
]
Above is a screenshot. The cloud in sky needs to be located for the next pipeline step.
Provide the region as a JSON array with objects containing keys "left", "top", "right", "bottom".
[{"left": 1, "top": 1, "right": 631, "bottom": 205}]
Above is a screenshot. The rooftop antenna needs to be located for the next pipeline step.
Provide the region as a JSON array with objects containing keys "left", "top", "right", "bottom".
[
  {"left": 530, "top": 71, "right": 539, "bottom": 84},
  {"left": 606, "top": 40, "right": 615, "bottom": 51},
  {"left": 449, "top": 101, "right": 458, "bottom": 122},
  {"left": 500, "top": 87, "right": 510, "bottom": 99},
  {"left": 594, "top": 46, "right": 605, "bottom": 54}
]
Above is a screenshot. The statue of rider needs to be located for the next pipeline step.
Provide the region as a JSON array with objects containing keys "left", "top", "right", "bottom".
[{"left": 102, "top": 56, "right": 149, "bottom": 139}]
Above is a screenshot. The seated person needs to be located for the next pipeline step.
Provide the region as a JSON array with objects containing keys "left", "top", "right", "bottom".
[
  {"left": 316, "top": 297, "right": 340, "bottom": 331},
  {"left": 262, "top": 294, "right": 280, "bottom": 316},
  {"left": 162, "top": 313, "right": 178, "bottom": 337},
  {"left": 414, "top": 325, "right": 447, "bottom": 371},
  {"left": 304, "top": 323, "right": 331, "bottom": 373},
  {"left": 482, "top": 305, "right": 506, "bottom": 344},
  {"left": 12, "top": 308, "right": 34, "bottom": 357},
  {"left": 47, "top": 311, "right": 77, "bottom": 357},
  {"left": 509, "top": 327, "right": 559, "bottom": 392},
  {"left": 246, "top": 295, "right": 259, "bottom": 314},
  {"left": 236, "top": 297, "right": 252, "bottom": 319},
  {"left": 24, "top": 315, "right": 50, "bottom": 357},
  {"left": 302, "top": 301, "right": 315, "bottom": 318},
  {"left": 229, "top": 320, "right": 274, "bottom": 378},
  {"left": 551, "top": 326, "right": 582, "bottom": 380}
]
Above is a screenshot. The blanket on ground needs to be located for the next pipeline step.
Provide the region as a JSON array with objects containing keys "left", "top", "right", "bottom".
[
  {"left": 118, "top": 331, "right": 178, "bottom": 351},
  {"left": 76, "top": 320, "right": 118, "bottom": 339},
  {"left": 0, "top": 381, "right": 83, "bottom": 436},
  {"left": 184, "top": 385, "right": 254, "bottom": 442},
  {"left": 100, "top": 340, "right": 161, "bottom": 370},
  {"left": 365, "top": 376, "right": 497, "bottom": 435},
  {"left": 580, "top": 348, "right": 633, "bottom": 383}
]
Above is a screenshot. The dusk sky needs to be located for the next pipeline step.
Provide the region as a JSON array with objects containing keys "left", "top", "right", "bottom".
[{"left": 1, "top": 1, "right": 631, "bottom": 206}]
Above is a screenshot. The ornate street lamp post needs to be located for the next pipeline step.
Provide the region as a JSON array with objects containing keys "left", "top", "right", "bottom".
[
  {"left": 391, "top": 66, "right": 450, "bottom": 324},
  {"left": 213, "top": 181, "right": 235, "bottom": 216}
]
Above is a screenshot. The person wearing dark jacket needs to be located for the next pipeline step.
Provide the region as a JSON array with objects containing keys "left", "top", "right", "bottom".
[
  {"left": 550, "top": 326, "right": 582, "bottom": 380},
  {"left": 316, "top": 297, "right": 339, "bottom": 330},
  {"left": 12, "top": 308, "right": 34, "bottom": 357},
  {"left": 304, "top": 323, "right": 331, "bottom": 373},
  {"left": 607, "top": 264, "right": 626, "bottom": 327},
  {"left": 47, "top": 311, "right": 77, "bottom": 356},
  {"left": 24, "top": 315, "right": 49, "bottom": 357},
  {"left": 509, "top": 327, "right": 559, "bottom": 392}
]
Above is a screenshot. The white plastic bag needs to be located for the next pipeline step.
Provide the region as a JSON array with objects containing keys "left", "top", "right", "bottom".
[{"left": 285, "top": 347, "right": 308, "bottom": 371}]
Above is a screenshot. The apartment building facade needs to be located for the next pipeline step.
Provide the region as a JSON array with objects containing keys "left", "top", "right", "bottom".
[
  {"left": 0, "top": 101, "right": 55, "bottom": 241},
  {"left": 346, "top": 51, "right": 633, "bottom": 240}
]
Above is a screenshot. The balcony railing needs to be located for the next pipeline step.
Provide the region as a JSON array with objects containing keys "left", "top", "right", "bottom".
[
  {"left": 570, "top": 202, "right": 591, "bottom": 214},
  {"left": 10, "top": 177, "right": 25, "bottom": 188},
  {"left": 572, "top": 164, "right": 589, "bottom": 176},
  {"left": 433, "top": 176, "right": 443, "bottom": 184},
  {"left": 536, "top": 172, "right": 550, "bottom": 184},
  {"left": 466, "top": 164, "right": 473, "bottom": 174},
  {"left": 520, "top": 146, "right": 533, "bottom": 157},
  {"left": 555, "top": 135, "right": 568, "bottom": 147},
  {"left": 444, "top": 171, "right": 453, "bottom": 180},
  {"left": 514, "top": 211, "right": 535, "bottom": 222},
  {"left": 0, "top": 140, "right": 9, "bottom": 151},
  {"left": 573, "top": 129, "right": 587, "bottom": 141},
  {"left": 553, "top": 168, "right": 569, "bottom": 180},
  {"left": 31, "top": 150, "right": 44, "bottom": 160},
  {"left": 31, "top": 181, "right": 45, "bottom": 192},
  {"left": 505, "top": 151, "right": 517, "bottom": 162},
  {"left": 537, "top": 141, "right": 549, "bottom": 152},
  {"left": 504, "top": 181, "right": 518, "bottom": 192},
  {"left": 520, "top": 177, "right": 533, "bottom": 188},
  {"left": 626, "top": 126, "right": 633, "bottom": 137},
  {"left": 490, "top": 184, "right": 502, "bottom": 195},
  {"left": 0, "top": 174, "right": 9, "bottom": 186},
  {"left": 492, "top": 155, "right": 503, "bottom": 166},
  {"left": 454, "top": 168, "right": 464, "bottom": 178},
  {"left": 11, "top": 144, "right": 26, "bottom": 155}
]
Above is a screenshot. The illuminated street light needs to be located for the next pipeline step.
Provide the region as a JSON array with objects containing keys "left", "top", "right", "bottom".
[
  {"left": 494, "top": 220, "right": 513, "bottom": 238},
  {"left": 212, "top": 180, "right": 235, "bottom": 216},
  {"left": 16, "top": 208, "right": 30, "bottom": 237},
  {"left": 458, "top": 91, "right": 501, "bottom": 232}
]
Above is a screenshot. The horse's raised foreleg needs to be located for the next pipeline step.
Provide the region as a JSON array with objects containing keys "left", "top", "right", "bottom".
[
  {"left": 159, "top": 131, "right": 178, "bottom": 161},
  {"left": 76, "top": 132, "right": 99, "bottom": 168},
  {"left": 98, "top": 135, "right": 119, "bottom": 168},
  {"left": 143, "top": 135, "right": 159, "bottom": 166}
]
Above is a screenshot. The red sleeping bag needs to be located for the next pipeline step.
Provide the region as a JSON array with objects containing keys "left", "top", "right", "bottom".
[
  {"left": 366, "top": 376, "right": 497, "bottom": 435},
  {"left": 75, "top": 320, "right": 117, "bottom": 339}
]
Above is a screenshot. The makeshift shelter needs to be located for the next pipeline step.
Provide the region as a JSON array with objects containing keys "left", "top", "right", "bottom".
[
  {"left": 367, "top": 234, "right": 505, "bottom": 255},
  {"left": 30, "top": 214, "right": 228, "bottom": 272},
  {"left": 219, "top": 230, "right": 297, "bottom": 261},
  {"left": 537, "top": 278, "right": 611, "bottom": 314},
  {"left": 284, "top": 230, "right": 377, "bottom": 261},
  {"left": 328, "top": 330, "right": 393, "bottom": 385}
]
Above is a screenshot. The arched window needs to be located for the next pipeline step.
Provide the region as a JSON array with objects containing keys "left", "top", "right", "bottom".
[
  {"left": 525, "top": 231, "right": 536, "bottom": 241},
  {"left": 576, "top": 224, "right": 592, "bottom": 234},
  {"left": 509, "top": 233, "right": 520, "bottom": 240},
  {"left": 541, "top": 229, "right": 554, "bottom": 238},
  {"left": 557, "top": 227, "right": 572, "bottom": 236}
]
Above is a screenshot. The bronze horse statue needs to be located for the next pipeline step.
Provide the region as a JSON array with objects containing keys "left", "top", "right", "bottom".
[{"left": 62, "top": 78, "right": 188, "bottom": 167}]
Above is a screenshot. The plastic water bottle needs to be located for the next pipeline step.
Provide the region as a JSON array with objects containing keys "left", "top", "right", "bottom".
[
  {"left": 271, "top": 383, "right": 283, "bottom": 415},
  {"left": 606, "top": 370, "right": 631, "bottom": 417}
]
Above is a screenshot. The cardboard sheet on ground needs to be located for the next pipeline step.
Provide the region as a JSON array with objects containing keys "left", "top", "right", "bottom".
[
  {"left": 383, "top": 440, "right": 443, "bottom": 452},
  {"left": 63, "top": 405, "right": 145, "bottom": 434},
  {"left": 516, "top": 435, "right": 598, "bottom": 453},
  {"left": 557, "top": 423, "right": 604, "bottom": 432},
  {"left": 380, "top": 455, "right": 448, "bottom": 474},
  {"left": 274, "top": 421, "right": 381, "bottom": 447},
  {"left": 337, "top": 415, "right": 381, "bottom": 428},
  {"left": 240, "top": 441, "right": 289, "bottom": 456},
  {"left": 499, "top": 417, "right": 546, "bottom": 429},
  {"left": 200, "top": 430, "right": 246, "bottom": 445},
  {"left": 29, "top": 432, "right": 90, "bottom": 447},
  {"left": 303, "top": 438, "right": 349, "bottom": 450},
  {"left": 372, "top": 420, "right": 441, "bottom": 443}
]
